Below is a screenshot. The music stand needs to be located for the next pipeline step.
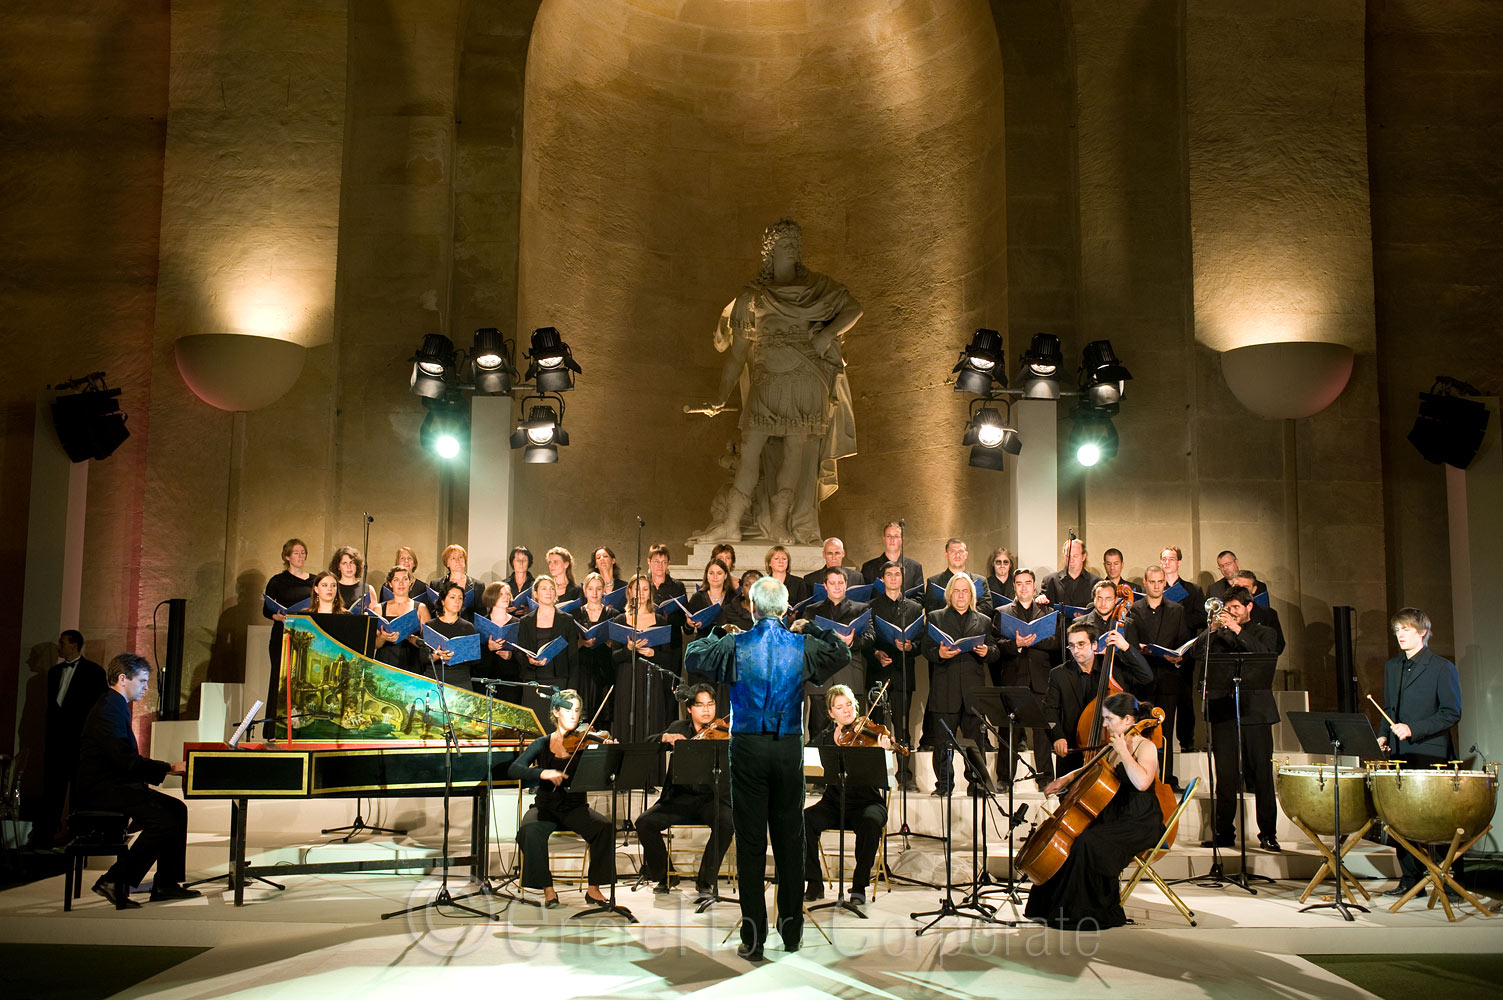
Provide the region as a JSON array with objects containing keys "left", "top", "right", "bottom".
[
  {"left": 808, "top": 745, "right": 887, "bottom": 920},
  {"left": 1287, "top": 711, "right": 1382, "bottom": 921},
  {"left": 911, "top": 719, "right": 1003, "bottom": 935},
  {"left": 669, "top": 740, "right": 739, "bottom": 912},
  {"left": 566, "top": 744, "right": 636, "bottom": 923},
  {"left": 971, "top": 686, "right": 1044, "bottom": 909}
]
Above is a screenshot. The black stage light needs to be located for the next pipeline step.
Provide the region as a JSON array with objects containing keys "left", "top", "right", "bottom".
[
  {"left": 509, "top": 400, "right": 570, "bottom": 463},
  {"left": 1079, "top": 339, "right": 1132, "bottom": 411},
  {"left": 469, "top": 327, "right": 514, "bottom": 395},
  {"left": 419, "top": 392, "right": 468, "bottom": 460},
  {"left": 1016, "top": 333, "right": 1065, "bottom": 400},
  {"left": 953, "top": 328, "right": 1005, "bottom": 395},
  {"left": 410, "top": 334, "right": 456, "bottom": 399},
  {"left": 525, "top": 327, "right": 581, "bottom": 393},
  {"left": 962, "top": 405, "right": 1021, "bottom": 472},
  {"left": 1408, "top": 378, "right": 1490, "bottom": 469},
  {"left": 1068, "top": 404, "right": 1118, "bottom": 467},
  {"left": 51, "top": 383, "right": 129, "bottom": 462}
]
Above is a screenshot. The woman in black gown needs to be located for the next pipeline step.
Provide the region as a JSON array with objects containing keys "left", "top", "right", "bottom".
[
  {"left": 307, "top": 571, "right": 344, "bottom": 615},
  {"left": 515, "top": 575, "right": 580, "bottom": 721},
  {"left": 684, "top": 558, "right": 731, "bottom": 637},
  {"left": 764, "top": 544, "right": 810, "bottom": 607},
  {"left": 591, "top": 547, "right": 628, "bottom": 595},
  {"left": 426, "top": 581, "right": 478, "bottom": 691},
  {"left": 263, "top": 538, "right": 314, "bottom": 727},
  {"left": 430, "top": 544, "right": 482, "bottom": 621},
  {"left": 721, "top": 569, "right": 761, "bottom": 632},
  {"left": 473, "top": 581, "right": 526, "bottom": 690},
  {"left": 609, "top": 574, "right": 678, "bottom": 742},
  {"left": 330, "top": 546, "right": 378, "bottom": 611},
  {"left": 373, "top": 565, "right": 431, "bottom": 674},
  {"left": 574, "top": 572, "right": 620, "bottom": 727},
  {"left": 1023, "top": 692, "right": 1165, "bottom": 929}
]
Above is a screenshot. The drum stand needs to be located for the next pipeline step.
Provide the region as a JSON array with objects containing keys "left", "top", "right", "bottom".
[
  {"left": 1386, "top": 825, "right": 1494, "bottom": 922},
  {"left": 1286, "top": 714, "right": 1380, "bottom": 921},
  {"left": 1290, "top": 815, "right": 1375, "bottom": 905}
]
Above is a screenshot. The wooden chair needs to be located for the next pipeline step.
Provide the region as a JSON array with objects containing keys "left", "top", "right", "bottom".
[{"left": 1119, "top": 777, "right": 1199, "bottom": 926}]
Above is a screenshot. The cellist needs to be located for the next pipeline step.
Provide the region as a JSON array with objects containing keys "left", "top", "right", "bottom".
[
  {"left": 1023, "top": 691, "right": 1165, "bottom": 930},
  {"left": 1043, "top": 621, "right": 1149, "bottom": 775}
]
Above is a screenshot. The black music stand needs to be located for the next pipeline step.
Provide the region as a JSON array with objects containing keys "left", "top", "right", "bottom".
[
  {"left": 911, "top": 718, "right": 1003, "bottom": 935},
  {"left": 669, "top": 740, "right": 739, "bottom": 912},
  {"left": 567, "top": 744, "right": 636, "bottom": 923},
  {"left": 620, "top": 742, "right": 667, "bottom": 889},
  {"left": 808, "top": 744, "right": 887, "bottom": 919},
  {"left": 1220, "top": 652, "right": 1278, "bottom": 893},
  {"left": 1288, "top": 712, "right": 1382, "bottom": 921},
  {"left": 972, "top": 686, "right": 1045, "bottom": 908}
]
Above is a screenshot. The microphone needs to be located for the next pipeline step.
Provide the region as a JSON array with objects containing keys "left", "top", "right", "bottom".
[
  {"left": 364, "top": 512, "right": 374, "bottom": 523},
  {"left": 673, "top": 683, "right": 693, "bottom": 703},
  {"left": 867, "top": 686, "right": 882, "bottom": 707},
  {"left": 898, "top": 518, "right": 905, "bottom": 528},
  {"left": 637, "top": 515, "right": 645, "bottom": 527}
]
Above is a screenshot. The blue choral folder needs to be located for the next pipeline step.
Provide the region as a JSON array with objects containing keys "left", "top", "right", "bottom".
[
  {"left": 813, "top": 609, "right": 872, "bottom": 640},
  {"left": 927, "top": 623, "right": 986, "bottom": 654},
  {"left": 995, "top": 610, "right": 1058, "bottom": 643},
  {"left": 421, "top": 624, "right": 482, "bottom": 665}
]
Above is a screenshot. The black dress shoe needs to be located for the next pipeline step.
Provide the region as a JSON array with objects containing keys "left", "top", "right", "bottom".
[
  {"left": 803, "top": 883, "right": 825, "bottom": 902},
  {"left": 736, "top": 942, "right": 765, "bottom": 961},
  {"left": 1381, "top": 882, "right": 1420, "bottom": 898},
  {"left": 92, "top": 881, "right": 140, "bottom": 909},
  {"left": 653, "top": 881, "right": 670, "bottom": 895},
  {"left": 930, "top": 787, "right": 952, "bottom": 797},
  {"left": 1201, "top": 835, "right": 1235, "bottom": 848},
  {"left": 149, "top": 882, "right": 202, "bottom": 902},
  {"left": 543, "top": 895, "right": 561, "bottom": 909},
  {"left": 1257, "top": 835, "right": 1282, "bottom": 853}
]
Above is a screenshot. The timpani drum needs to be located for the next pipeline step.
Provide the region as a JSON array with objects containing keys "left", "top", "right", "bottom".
[
  {"left": 1274, "top": 764, "right": 1374, "bottom": 836},
  {"left": 1370, "top": 767, "right": 1497, "bottom": 845}
]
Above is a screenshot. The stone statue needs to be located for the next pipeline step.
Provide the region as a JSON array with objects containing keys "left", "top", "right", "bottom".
[{"left": 688, "top": 219, "right": 862, "bottom": 545}]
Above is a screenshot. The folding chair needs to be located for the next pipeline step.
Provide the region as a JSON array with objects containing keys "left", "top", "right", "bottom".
[{"left": 1120, "top": 777, "right": 1199, "bottom": 926}]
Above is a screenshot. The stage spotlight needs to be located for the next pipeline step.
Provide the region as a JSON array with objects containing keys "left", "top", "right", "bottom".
[
  {"left": 962, "top": 405, "right": 1021, "bottom": 471},
  {"left": 1408, "top": 377, "right": 1490, "bottom": 469},
  {"left": 50, "top": 377, "right": 129, "bottom": 462},
  {"left": 1016, "top": 333, "right": 1065, "bottom": 400},
  {"left": 525, "top": 327, "right": 581, "bottom": 393},
  {"left": 952, "top": 328, "right": 1005, "bottom": 395},
  {"left": 1068, "top": 405, "right": 1118, "bottom": 467},
  {"left": 410, "top": 334, "right": 456, "bottom": 399},
  {"left": 419, "top": 393, "right": 469, "bottom": 460},
  {"left": 509, "top": 400, "right": 570, "bottom": 463},
  {"left": 469, "top": 327, "right": 514, "bottom": 395},
  {"left": 1079, "top": 340, "right": 1132, "bottom": 410}
]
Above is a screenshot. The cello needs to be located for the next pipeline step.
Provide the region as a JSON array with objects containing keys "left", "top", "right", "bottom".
[
  {"left": 1075, "top": 583, "right": 1162, "bottom": 752},
  {"left": 1017, "top": 712, "right": 1164, "bottom": 884}
]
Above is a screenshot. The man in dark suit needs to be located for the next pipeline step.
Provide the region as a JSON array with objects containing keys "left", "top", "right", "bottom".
[
  {"left": 30, "top": 630, "right": 106, "bottom": 848},
  {"left": 865, "top": 560, "right": 924, "bottom": 790},
  {"left": 859, "top": 521, "right": 923, "bottom": 593},
  {"left": 1132, "top": 567, "right": 1191, "bottom": 789},
  {"left": 1207, "top": 550, "right": 1275, "bottom": 605},
  {"left": 1160, "top": 544, "right": 1207, "bottom": 752},
  {"left": 799, "top": 567, "right": 874, "bottom": 736},
  {"left": 996, "top": 568, "right": 1060, "bottom": 789},
  {"left": 1377, "top": 607, "right": 1462, "bottom": 897},
  {"left": 924, "top": 537, "right": 992, "bottom": 617},
  {"left": 1198, "top": 588, "right": 1281, "bottom": 851},
  {"left": 1041, "top": 538, "right": 1100, "bottom": 612},
  {"left": 74, "top": 653, "right": 198, "bottom": 906},
  {"left": 802, "top": 537, "right": 863, "bottom": 591},
  {"left": 1232, "top": 571, "right": 1285, "bottom": 654},
  {"left": 1044, "top": 622, "right": 1106, "bottom": 777}
]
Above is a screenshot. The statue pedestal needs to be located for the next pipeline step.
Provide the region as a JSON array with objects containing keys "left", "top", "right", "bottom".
[{"left": 682, "top": 542, "right": 826, "bottom": 576}]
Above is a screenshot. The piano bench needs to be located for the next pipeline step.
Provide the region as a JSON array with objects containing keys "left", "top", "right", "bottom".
[{"left": 63, "top": 810, "right": 131, "bottom": 911}]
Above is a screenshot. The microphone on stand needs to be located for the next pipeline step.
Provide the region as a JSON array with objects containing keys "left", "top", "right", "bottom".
[
  {"left": 673, "top": 683, "right": 693, "bottom": 703},
  {"left": 637, "top": 515, "right": 645, "bottom": 527}
]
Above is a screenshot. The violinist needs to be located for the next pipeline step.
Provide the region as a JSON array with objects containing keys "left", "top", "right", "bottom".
[
  {"left": 633, "top": 683, "right": 735, "bottom": 902},
  {"left": 1023, "top": 692, "right": 1165, "bottom": 930},
  {"left": 508, "top": 689, "right": 617, "bottom": 908},
  {"left": 803, "top": 685, "right": 890, "bottom": 908}
]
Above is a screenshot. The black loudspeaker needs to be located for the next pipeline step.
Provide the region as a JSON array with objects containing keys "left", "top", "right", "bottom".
[
  {"left": 1333, "top": 605, "right": 1357, "bottom": 713},
  {"left": 1408, "top": 386, "right": 1489, "bottom": 470},
  {"left": 51, "top": 387, "right": 130, "bottom": 462},
  {"left": 160, "top": 598, "right": 186, "bottom": 720}
]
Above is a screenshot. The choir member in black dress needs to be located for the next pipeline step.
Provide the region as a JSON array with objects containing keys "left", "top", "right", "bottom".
[
  {"left": 866, "top": 560, "right": 923, "bottom": 791},
  {"left": 263, "top": 538, "right": 314, "bottom": 732},
  {"left": 1041, "top": 538, "right": 1100, "bottom": 612},
  {"left": 391, "top": 546, "right": 432, "bottom": 604},
  {"left": 984, "top": 546, "right": 1016, "bottom": 604},
  {"left": 799, "top": 566, "right": 874, "bottom": 737},
  {"left": 328, "top": 546, "right": 377, "bottom": 611},
  {"left": 574, "top": 572, "right": 620, "bottom": 724},
  {"left": 1024, "top": 692, "right": 1165, "bottom": 930},
  {"left": 1158, "top": 544, "right": 1205, "bottom": 752},
  {"left": 472, "top": 582, "right": 524, "bottom": 691},
  {"left": 509, "top": 689, "right": 616, "bottom": 907},
  {"left": 507, "top": 545, "right": 535, "bottom": 603},
  {"left": 634, "top": 683, "right": 735, "bottom": 900},
  {"left": 803, "top": 684, "right": 891, "bottom": 907},
  {"left": 429, "top": 544, "right": 482, "bottom": 621},
  {"left": 308, "top": 571, "right": 344, "bottom": 615},
  {"left": 996, "top": 568, "right": 1061, "bottom": 789},
  {"left": 611, "top": 574, "right": 678, "bottom": 742},
  {"left": 859, "top": 521, "right": 924, "bottom": 593},
  {"left": 591, "top": 546, "right": 628, "bottom": 594},
  {"left": 764, "top": 544, "right": 810, "bottom": 607},
  {"left": 426, "top": 580, "right": 478, "bottom": 691},
  {"left": 685, "top": 558, "right": 732, "bottom": 637},
  {"left": 722, "top": 569, "right": 761, "bottom": 632},
  {"left": 544, "top": 546, "right": 584, "bottom": 605},
  {"left": 802, "top": 537, "right": 863, "bottom": 590},
  {"left": 514, "top": 576, "right": 581, "bottom": 719},
  {"left": 373, "top": 565, "right": 431, "bottom": 674},
  {"left": 924, "top": 538, "right": 993, "bottom": 617},
  {"left": 1131, "top": 565, "right": 1191, "bottom": 788},
  {"left": 921, "top": 574, "right": 997, "bottom": 795}
]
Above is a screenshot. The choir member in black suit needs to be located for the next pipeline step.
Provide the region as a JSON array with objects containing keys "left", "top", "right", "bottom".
[
  {"left": 800, "top": 565, "right": 875, "bottom": 736},
  {"left": 802, "top": 537, "right": 863, "bottom": 590},
  {"left": 515, "top": 576, "right": 581, "bottom": 719},
  {"left": 429, "top": 543, "right": 482, "bottom": 621},
  {"left": 984, "top": 547, "right": 1016, "bottom": 604},
  {"left": 544, "top": 546, "right": 584, "bottom": 605},
  {"left": 507, "top": 545, "right": 535, "bottom": 602},
  {"left": 803, "top": 685, "right": 891, "bottom": 907},
  {"left": 685, "top": 558, "right": 733, "bottom": 637},
  {"left": 263, "top": 538, "right": 314, "bottom": 722},
  {"left": 647, "top": 543, "right": 687, "bottom": 607},
  {"left": 509, "top": 688, "right": 616, "bottom": 907},
  {"left": 575, "top": 572, "right": 621, "bottom": 722},
  {"left": 1044, "top": 622, "right": 1106, "bottom": 777},
  {"left": 1041, "top": 538, "right": 1100, "bottom": 612},
  {"left": 1132, "top": 565, "right": 1191, "bottom": 788},
  {"left": 1208, "top": 550, "right": 1275, "bottom": 605},
  {"left": 612, "top": 574, "right": 679, "bottom": 742},
  {"left": 308, "top": 571, "right": 343, "bottom": 614},
  {"left": 426, "top": 580, "right": 479, "bottom": 691},
  {"left": 329, "top": 545, "right": 378, "bottom": 611},
  {"left": 925, "top": 537, "right": 993, "bottom": 617},
  {"left": 30, "top": 630, "right": 106, "bottom": 848},
  {"left": 765, "top": 544, "right": 811, "bottom": 607},
  {"left": 996, "top": 569, "right": 1059, "bottom": 788},
  {"left": 1071, "top": 579, "right": 1152, "bottom": 691},
  {"left": 1232, "top": 571, "right": 1285, "bottom": 654},
  {"left": 634, "top": 683, "right": 735, "bottom": 900},
  {"left": 1377, "top": 607, "right": 1463, "bottom": 896},
  {"left": 722, "top": 569, "right": 761, "bottom": 632},
  {"left": 859, "top": 521, "right": 923, "bottom": 593},
  {"left": 1197, "top": 587, "right": 1280, "bottom": 850},
  {"left": 373, "top": 565, "right": 432, "bottom": 674},
  {"left": 866, "top": 560, "right": 923, "bottom": 790},
  {"left": 592, "top": 546, "right": 628, "bottom": 594},
  {"left": 1159, "top": 544, "right": 1206, "bottom": 752},
  {"left": 473, "top": 582, "right": 525, "bottom": 690},
  {"left": 921, "top": 574, "right": 997, "bottom": 795},
  {"left": 74, "top": 654, "right": 198, "bottom": 905},
  {"left": 1101, "top": 547, "right": 1133, "bottom": 593}
]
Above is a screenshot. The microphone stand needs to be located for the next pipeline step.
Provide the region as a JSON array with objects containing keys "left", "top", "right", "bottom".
[
  {"left": 628, "top": 516, "right": 646, "bottom": 834},
  {"left": 1171, "top": 610, "right": 1235, "bottom": 891},
  {"left": 911, "top": 719, "right": 1002, "bottom": 935}
]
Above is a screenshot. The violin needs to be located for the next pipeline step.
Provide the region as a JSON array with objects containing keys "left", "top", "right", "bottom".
[
  {"left": 834, "top": 717, "right": 912, "bottom": 756},
  {"left": 558, "top": 725, "right": 615, "bottom": 756},
  {"left": 691, "top": 716, "right": 731, "bottom": 741}
]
